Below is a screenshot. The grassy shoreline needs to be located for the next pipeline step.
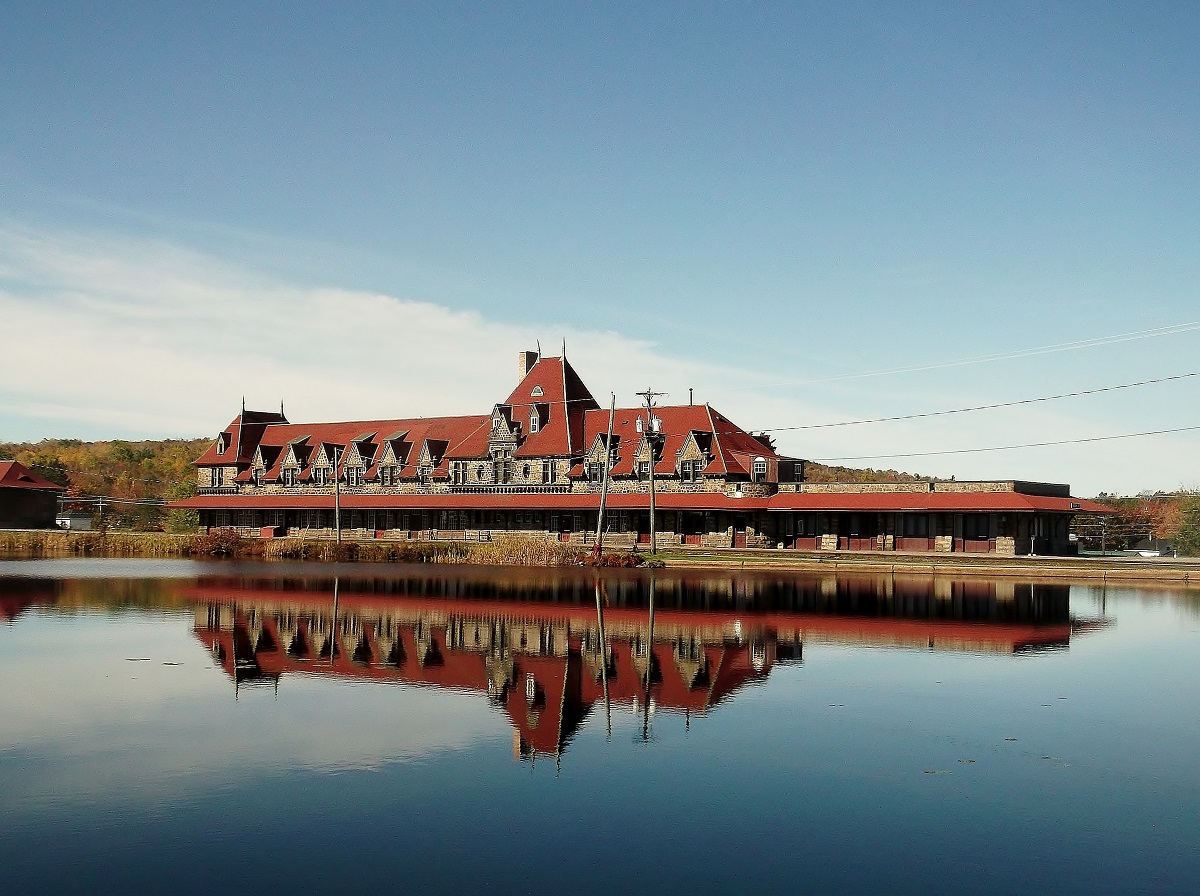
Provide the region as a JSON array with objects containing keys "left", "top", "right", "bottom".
[
  {"left": 2, "top": 530, "right": 1196, "bottom": 583},
  {"left": 0, "top": 530, "right": 645, "bottom": 567}
]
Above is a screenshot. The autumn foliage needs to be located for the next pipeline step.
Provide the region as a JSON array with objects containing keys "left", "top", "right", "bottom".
[{"left": 0, "top": 437, "right": 211, "bottom": 530}]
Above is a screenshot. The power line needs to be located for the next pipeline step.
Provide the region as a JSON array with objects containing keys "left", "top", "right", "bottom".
[
  {"left": 759, "top": 372, "right": 1199, "bottom": 433},
  {"left": 813, "top": 424, "right": 1200, "bottom": 463},
  {"left": 754, "top": 320, "right": 1200, "bottom": 388}
]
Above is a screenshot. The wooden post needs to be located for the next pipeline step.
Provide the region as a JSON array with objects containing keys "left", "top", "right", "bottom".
[
  {"left": 637, "top": 388, "right": 665, "bottom": 555},
  {"left": 334, "top": 448, "right": 342, "bottom": 545},
  {"left": 595, "top": 394, "right": 616, "bottom": 553}
]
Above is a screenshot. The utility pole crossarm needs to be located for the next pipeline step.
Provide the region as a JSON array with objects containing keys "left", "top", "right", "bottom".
[{"left": 635, "top": 387, "right": 667, "bottom": 555}]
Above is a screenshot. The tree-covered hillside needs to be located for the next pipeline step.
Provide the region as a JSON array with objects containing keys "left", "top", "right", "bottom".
[{"left": 0, "top": 437, "right": 212, "bottom": 529}]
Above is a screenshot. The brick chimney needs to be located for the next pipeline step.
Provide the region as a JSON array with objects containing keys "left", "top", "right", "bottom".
[{"left": 518, "top": 350, "right": 539, "bottom": 381}]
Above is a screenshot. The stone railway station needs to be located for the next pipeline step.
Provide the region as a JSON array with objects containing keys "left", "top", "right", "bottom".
[{"left": 173, "top": 349, "right": 1107, "bottom": 556}]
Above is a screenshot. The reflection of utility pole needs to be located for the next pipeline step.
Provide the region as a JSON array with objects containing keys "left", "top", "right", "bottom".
[
  {"left": 636, "top": 388, "right": 666, "bottom": 555},
  {"left": 594, "top": 579, "right": 611, "bottom": 739},
  {"left": 330, "top": 577, "right": 340, "bottom": 667},
  {"left": 642, "top": 575, "right": 656, "bottom": 741}
]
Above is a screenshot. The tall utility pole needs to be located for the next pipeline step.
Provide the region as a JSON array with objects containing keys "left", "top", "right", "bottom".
[
  {"left": 636, "top": 387, "right": 666, "bottom": 554},
  {"left": 334, "top": 447, "right": 342, "bottom": 545},
  {"left": 595, "top": 393, "right": 616, "bottom": 552}
]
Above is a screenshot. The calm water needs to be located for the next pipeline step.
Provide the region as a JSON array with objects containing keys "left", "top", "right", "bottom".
[{"left": 2, "top": 560, "right": 1199, "bottom": 895}]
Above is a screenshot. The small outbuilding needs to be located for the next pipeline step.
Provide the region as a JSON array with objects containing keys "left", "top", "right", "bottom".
[{"left": 0, "top": 461, "right": 65, "bottom": 529}]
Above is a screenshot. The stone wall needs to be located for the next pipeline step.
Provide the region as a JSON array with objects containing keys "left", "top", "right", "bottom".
[{"left": 802, "top": 481, "right": 933, "bottom": 494}]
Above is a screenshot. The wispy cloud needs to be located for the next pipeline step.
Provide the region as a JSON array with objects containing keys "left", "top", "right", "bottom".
[
  {"left": 0, "top": 224, "right": 750, "bottom": 435},
  {"left": 1, "top": 223, "right": 1194, "bottom": 494}
]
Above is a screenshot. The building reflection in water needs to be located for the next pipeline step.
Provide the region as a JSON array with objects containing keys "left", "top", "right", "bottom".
[{"left": 188, "top": 570, "right": 1087, "bottom": 762}]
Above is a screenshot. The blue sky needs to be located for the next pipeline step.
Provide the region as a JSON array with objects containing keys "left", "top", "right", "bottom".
[{"left": 1, "top": 2, "right": 1197, "bottom": 495}]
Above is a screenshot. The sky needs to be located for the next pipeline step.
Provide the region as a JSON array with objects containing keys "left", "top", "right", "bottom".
[{"left": 1, "top": 1, "right": 1197, "bottom": 496}]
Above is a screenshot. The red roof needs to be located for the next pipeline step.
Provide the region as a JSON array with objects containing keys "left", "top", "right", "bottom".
[
  {"left": 0, "top": 461, "right": 64, "bottom": 491},
  {"left": 171, "top": 489, "right": 1107, "bottom": 514},
  {"left": 767, "top": 491, "right": 1112, "bottom": 514},
  {"left": 501, "top": 354, "right": 599, "bottom": 460},
  {"left": 171, "top": 491, "right": 772, "bottom": 511},
  {"left": 578, "top": 403, "right": 783, "bottom": 477}
]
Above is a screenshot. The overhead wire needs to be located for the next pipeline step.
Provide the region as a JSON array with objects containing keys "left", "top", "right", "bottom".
[
  {"left": 751, "top": 320, "right": 1200, "bottom": 388},
  {"left": 758, "top": 372, "right": 1199, "bottom": 433},
  {"left": 812, "top": 424, "right": 1200, "bottom": 463}
]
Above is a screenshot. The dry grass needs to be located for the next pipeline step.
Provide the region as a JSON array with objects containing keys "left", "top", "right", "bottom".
[{"left": 0, "top": 530, "right": 644, "bottom": 568}]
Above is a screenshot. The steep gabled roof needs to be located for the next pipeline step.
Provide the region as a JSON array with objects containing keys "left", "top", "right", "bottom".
[
  {"left": 0, "top": 461, "right": 64, "bottom": 491},
  {"left": 504, "top": 355, "right": 599, "bottom": 459},
  {"left": 577, "top": 403, "right": 772, "bottom": 477},
  {"left": 193, "top": 408, "right": 289, "bottom": 467}
]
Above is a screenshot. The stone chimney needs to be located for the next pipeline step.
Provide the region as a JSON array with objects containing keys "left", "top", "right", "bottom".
[{"left": 518, "top": 350, "right": 539, "bottom": 382}]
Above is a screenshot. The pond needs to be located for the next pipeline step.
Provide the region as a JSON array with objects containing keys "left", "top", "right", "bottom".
[{"left": 2, "top": 560, "right": 1198, "bottom": 895}]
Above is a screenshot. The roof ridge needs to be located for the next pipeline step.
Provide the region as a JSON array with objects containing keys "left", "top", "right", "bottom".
[{"left": 704, "top": 403, "right": 730, "bottom": 474}]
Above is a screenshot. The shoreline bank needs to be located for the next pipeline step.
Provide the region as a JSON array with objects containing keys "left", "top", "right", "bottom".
[{"left": 2, "top": 530, "right": 1197, "bottom": 583}]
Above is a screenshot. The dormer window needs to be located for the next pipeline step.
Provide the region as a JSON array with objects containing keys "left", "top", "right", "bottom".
[
  {"left": 752, "top": 457, "right": 768, "bottom": 482},
  {"left": 283, "top": 468, "right": 297, "bottom": 487},
  {"left": 216, "top": 435, "right": 227, "bottom": 455},
  {"left": 529, "top": 409, "right": 540, "bottom": 434},
  {"left": 531, "top": 385, "right": 543, "bottom": 397},
  {"left": 314, "top": 467, "right": 329, "bottom": 486},
  {"left": 347, "top": 467, "right": 362, "bottom": 487},
  {"left": 252, "top": 469, "right": 263, "bottom": 486}
]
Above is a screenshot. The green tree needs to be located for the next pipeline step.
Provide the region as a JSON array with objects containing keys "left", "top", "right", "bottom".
[{"left": 1174, "top": 494, "right": 1200, "bottom": 557}]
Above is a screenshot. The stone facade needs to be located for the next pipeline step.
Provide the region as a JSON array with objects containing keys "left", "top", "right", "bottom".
[{"left": 181, "top": 350, "right": 1096, "bottom": 557}]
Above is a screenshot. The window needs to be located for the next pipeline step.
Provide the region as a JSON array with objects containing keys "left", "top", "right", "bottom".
[
  {"left": 752, "top": 457, "right": 768, "bottom": 482},
  {"left": 313, "top": 468, "right": 328, "bottom": 486},
  {"left": 283, "top": 468, "right": 297, "bottom": 487},
  {"left": 794, "top": 462, "right": 804, "bottom": 481},
  {"left": 347, "top": 467, "right": 362, "bottom": 487},
  {"left": 531, "top": 385, "right": 543, "bottom": 397},
  {"left": 476, "top": 464, "right": 486, "bottom": 480},
  {"left": 542, "top": 459, "right": 556, "bottom": 483},
  {"left": 252, "top": 469, "right": 262, "bottom": 487},
  {"left": 216, "top": 434, "right": 227, "bottom": 455},
  {"left": 522, "top": 463, "right": 531, "bottom": 479},
  {"left": 212, "top": 467, "right": 224, "bottom": 487},
  {"left": 638, "top": 460, "right": 651, "bottom": 477},
  {"left": 528, "top": 411, "right": 539, "bottom": 434}
]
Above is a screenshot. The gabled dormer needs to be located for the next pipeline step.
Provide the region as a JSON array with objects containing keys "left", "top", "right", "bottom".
[
  {"left": 676, "top": 431, "right": 711, "bottom": 482},
  {"left": 416, "top": 439, "right": 449, "bottom": 482},
  {"left": 308, "top": 443, "right": 341, "bottom": 486},
  {"left": 583, "top": 432, "right": 619, "bottom": 481},
  {"left": 279, "top": 436, "right": 310, "bottom": 487},
  {"left": 632, "top": 434, "right": 665, "bottom": 479},
  {"left": 342, "top": 437, "right": 375, "bottom": 487},
  {"left": 528, "top": 403, "right": 548, "bottom": 435},
  {"left": 375, "top": 431, "right": 410, "bottom": 486},
  {"left": 248, "top": 445, "right": 281, "bottom": 486},
  {"left": 488, "top": 405, "right": 520, "bottom": 471}
]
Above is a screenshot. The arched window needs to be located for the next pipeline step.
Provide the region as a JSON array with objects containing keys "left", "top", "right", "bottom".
[
  {"left": 752, "top": 457, "right": 768, "bottom": 482},
  {"left": 531, "top": 385, "right": 543, "bottom": 397}
]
